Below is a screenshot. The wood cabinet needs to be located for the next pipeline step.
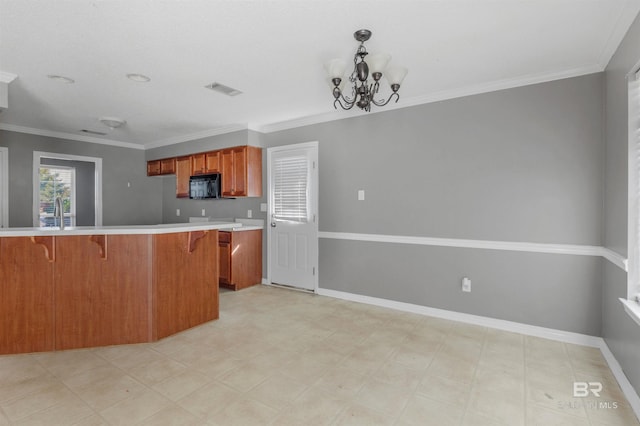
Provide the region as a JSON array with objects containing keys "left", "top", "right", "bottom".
[
  {"left": 221, "top": 146, "right": 262, "bottom": 197},
  {"left": 218, "top": 230, "right": 262, "bottom": 291},
  {"left": 147, "top": 158, "right": 176, "bottom": 176},
  {"left": 192, "top": 151, "right": 221, "bottom": 175},
  {"left": 205, "top": 151, "right": 221, "bottom": 173},
  {"left": 0, "top": 230, "right": 220, "bottom": 354},
  {"left": 147, "top": 145, "right": 261, "bottom": 198},
  {"left": 160, "top": 158, "right": 176, "bottom": 174},
  {"left": 147, "top": 160, "right": 161, "bottom": 176},
  {"left": 191, "top": 153, "right": 206, "bottom": 175},
  {"left": 175, "top": 156, "right": 191, "bottom": 198}
]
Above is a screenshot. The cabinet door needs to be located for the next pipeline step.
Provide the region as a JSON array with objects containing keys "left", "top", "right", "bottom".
[
  {"left": 176, "top": 156, "right": 191, "bottom": 198},
  {"left": 232, "top": 147, "right": 247, "bottom": 196},
  {"left": 147, "top": 160, "right": 161, "bottom": 176},
  {"left": 221, "top": 149, "right": 234, "bottom": 196},
  {"left": 160, "top": 158, "right": 176, "bottom": 174},
  {"left": 205, "top": 151, "right": 220, "bottom": 173},
  {"left": 219, "top": 232, "right": 231, "bottom": 285},
  {"left": 191, "top": 153, "right": 206, "bottom": 175},
  {"left": 221, "top": 146, "right": 247, "bottom": 197}
]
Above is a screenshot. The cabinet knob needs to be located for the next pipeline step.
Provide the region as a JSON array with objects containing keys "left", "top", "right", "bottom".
[{"left": 271, "top": 222, "right": 277, "bottom": 228}]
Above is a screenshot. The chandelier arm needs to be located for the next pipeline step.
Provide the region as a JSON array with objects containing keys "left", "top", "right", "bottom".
[
  {"left": 371, "top": 92, "right": 400, "bottom": 107},
  {"left": 334, "top": 98, "right": 356, "bottom": 111}
]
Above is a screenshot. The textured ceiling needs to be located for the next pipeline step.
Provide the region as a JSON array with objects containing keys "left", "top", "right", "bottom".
[{"left": 1, "top": 0, "right": 639, "bottom": 149}]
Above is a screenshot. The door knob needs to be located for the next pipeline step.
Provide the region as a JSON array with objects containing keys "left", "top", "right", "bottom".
[{"left": 271, "top": 222, "right": 277, "bottom": 227}]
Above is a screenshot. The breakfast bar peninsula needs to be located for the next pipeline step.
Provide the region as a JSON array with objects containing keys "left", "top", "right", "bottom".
[{"left": 0, "top": 222, "right": 238, "bottom": 355}]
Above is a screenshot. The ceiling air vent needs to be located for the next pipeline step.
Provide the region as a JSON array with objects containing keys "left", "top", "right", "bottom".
[
  {"left": 80, "top": 129, "right": 107, "bottom": 136},
  {"left": 205, "top": 82, "right": 242, "bottom": 97}
]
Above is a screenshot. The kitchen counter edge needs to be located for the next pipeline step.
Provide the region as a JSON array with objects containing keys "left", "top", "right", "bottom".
[{"left": 0, "top": 222, "right": 244, "bottom": 237}]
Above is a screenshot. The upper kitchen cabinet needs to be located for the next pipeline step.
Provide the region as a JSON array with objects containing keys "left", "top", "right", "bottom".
[
  {"left": 221, "top": 146, "right": 262, "bottom": 197},
  {"left": 175, "top": 156, "right": 191, "bottom": 198},
  {"left": 146, "top": 158, "right": 176, "bottom": 176},
  {"left": 147, "top": 160, "right": 161, "bottom": 176},
  {"left": 191, "top": 153, "right": 206, "bottom": 175},
  {"left": 191, "top": 151, "right": 221, "bottom": 175}
]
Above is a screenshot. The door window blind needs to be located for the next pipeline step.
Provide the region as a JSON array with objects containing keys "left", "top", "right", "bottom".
[{"left": 273, "top": 155, "right": 309, "bottom": 223}]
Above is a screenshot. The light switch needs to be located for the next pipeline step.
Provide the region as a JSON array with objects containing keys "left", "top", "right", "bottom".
[
  {"left": 358, "top": 190, "right": 365, "bottom": 201},
  {"left": 176, "top": 209, "right": 180, "bottom": 217},
  {"left": 201, "top": 209, "right": 206, "bottom": 216}
]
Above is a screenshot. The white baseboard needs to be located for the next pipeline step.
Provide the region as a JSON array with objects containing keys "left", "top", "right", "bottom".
[
  {"left": 598, "top": 340, "right": 640, "bottom": 421},
  {"left": 316, "top": 288, "right": 601, "bottom": 346},
  {"left": 316, "top": 287, "right": 640, "bottom": 420}
]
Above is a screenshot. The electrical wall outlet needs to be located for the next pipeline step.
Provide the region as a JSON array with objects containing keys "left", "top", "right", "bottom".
[
  {"left": 462, "top": 277, "right": 471, "bottom": 292},
  {"left": 176, "top": 208, "right": 180, "bottom": 217},
  {"left": 247, "top": 209, "right": 252, "bottom": 218},
  {"left": 260, "top": 203, "right": 267, "bottom": 212},
  {"left": 358, "top": 189, "right": 365, "bottom": 201},
  {"left": 201, "top": 209, "right": 206, "bottom": 216}
]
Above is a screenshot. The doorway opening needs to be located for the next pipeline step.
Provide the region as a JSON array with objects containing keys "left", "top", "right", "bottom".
[{"left": 32, "top": 152, "right": 102, "bottom": 227}]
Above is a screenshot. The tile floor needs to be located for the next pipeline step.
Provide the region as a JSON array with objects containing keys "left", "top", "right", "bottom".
[{"left": 0, "top": 285, "right": 638, "bottom": 426}]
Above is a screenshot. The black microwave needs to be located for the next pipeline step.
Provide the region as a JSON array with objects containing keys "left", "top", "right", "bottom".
[{"left": 189, "top": 173, "right": 221, "bottom": 199}]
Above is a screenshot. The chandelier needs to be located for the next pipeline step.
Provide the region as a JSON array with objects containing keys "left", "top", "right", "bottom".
[{"left": 325, "top": 29, "right": 408, "bottom": 112}]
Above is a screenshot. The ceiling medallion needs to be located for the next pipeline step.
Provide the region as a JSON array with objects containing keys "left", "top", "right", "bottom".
[{"left": 325, "top": 29, "right": 407, "bottom": 112}]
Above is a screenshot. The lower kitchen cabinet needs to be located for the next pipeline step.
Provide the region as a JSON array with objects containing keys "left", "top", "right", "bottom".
[{"left": 219, "top": 229, "right": 262, "bottom": 290}]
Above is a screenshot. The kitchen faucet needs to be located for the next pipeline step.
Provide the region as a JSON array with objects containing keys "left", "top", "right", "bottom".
[{"left": 54, "top": 196, "right": 65, "bottom": 230}]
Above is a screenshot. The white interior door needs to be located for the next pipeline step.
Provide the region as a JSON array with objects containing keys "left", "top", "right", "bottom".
[
  {"left": 268, "top": 142, "right": 318, "bottom": 291},
  {"left": 0, "top": 147, "right": 7, "bottom": 228}
]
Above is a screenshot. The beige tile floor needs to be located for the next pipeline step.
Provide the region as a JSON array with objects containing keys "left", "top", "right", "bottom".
[{"left": 0, "top": 285, "right": 638, "bottom": 426}]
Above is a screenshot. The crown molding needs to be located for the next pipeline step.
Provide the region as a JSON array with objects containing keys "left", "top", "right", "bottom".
[
  {"left": 0, "top": 65, "right": 608, "bottom": 147},
  {"left": 0, "top": 123, "right": 145, "bottom": 150},
  {"left": 253, "top": 64, "right": 603, "bottom": 134},
  {"left": 596, "top": 1, "right": 640, "bottom": 69},
  {"left": 0, "top": 72, "right": 17, "bottom": 84},
  {"left": 143, "top": 124, "right": 248, "bottom": 150}
]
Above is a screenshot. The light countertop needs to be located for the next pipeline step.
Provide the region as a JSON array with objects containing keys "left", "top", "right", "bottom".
[
  {"left": 0, "top": 221, "right": 244, "bottom": 237},
  {"left": 189, "top": 217, "right": 264, "bottom": 232}
]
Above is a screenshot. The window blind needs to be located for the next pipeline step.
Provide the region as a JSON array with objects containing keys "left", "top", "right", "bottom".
[{"left": 273, "top": 155, "right": 309, "bottom": 223}]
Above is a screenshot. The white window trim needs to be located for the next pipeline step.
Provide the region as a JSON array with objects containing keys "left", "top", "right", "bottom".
[
  {"left": 32, "top": 151, "right": 103, "bottom": 227},
  {"left": 0, "top": 147, "right": 7, "bottom": 228},
  {"left": 624, "top": 61, "right": 640, "bottom": 326}
]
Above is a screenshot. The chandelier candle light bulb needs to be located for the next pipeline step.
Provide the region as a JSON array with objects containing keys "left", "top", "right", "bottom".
[{"left": 325, "top": 29, "right": 407, "bottom": 111}]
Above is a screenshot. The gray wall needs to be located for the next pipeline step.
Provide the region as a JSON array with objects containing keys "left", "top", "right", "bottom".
[
  {"left": 603, "top": 12, "right": 640, "bottom": 394},
  {"left": 262, "top": 73, "right": 605, "bottom": 336},
  {"left": 40, "top": 157, "right": 95, "bottom": 226},
  {"left": 0, "top": 130, "right": 163, "bottom": 227}
]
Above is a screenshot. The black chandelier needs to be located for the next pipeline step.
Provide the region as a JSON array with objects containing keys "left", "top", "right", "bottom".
[{"left": 325, "top": 29, "right": 407, "bottom": 112}]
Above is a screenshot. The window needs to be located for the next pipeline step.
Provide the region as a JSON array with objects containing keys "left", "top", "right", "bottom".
[
  {"left": 272, "top": 155, "right": 310, "bottom": 223},
  {"left": 38, "top": 165, "right": 75, "bottom": 227},
  {"left": 0, "top": 147, "right": 7, "bottom": 228},
  {"left": 625, "top": 65, "right": 640, "bottom": 325}
]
